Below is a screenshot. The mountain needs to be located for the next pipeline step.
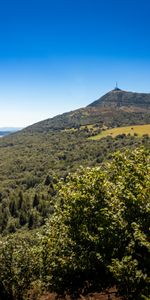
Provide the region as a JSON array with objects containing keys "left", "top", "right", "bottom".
[
  {"left": 25, "top": 88, "right": 150, "bottom": 133},
  {"left": 88, "top": 88, "right": 150, "bottom": 110},
  {"left": 0, "top": 88, "right": 149, "bottom": 235}
]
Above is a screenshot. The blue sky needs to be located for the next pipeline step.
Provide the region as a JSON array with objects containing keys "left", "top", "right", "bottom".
[{"left": 0, "top": 0, "right": 150, "bottom": 127}]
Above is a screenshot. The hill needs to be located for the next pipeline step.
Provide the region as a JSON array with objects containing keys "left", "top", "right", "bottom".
[
  {"left": 0, "top": 88, "right": 150, "bottom": 234},
  {"left": 88, "top": 88, "right": 150, "bottom": 110},
  {"left": 24, "top": 88, "right": 150, "bottom": 133}
]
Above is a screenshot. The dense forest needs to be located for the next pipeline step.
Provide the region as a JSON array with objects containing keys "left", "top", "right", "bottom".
[
  {"left": 0, "top": 128, "right": 149, "bottom": 235},
  {"left": 0, "top": 148, "right": 149, "bottom": 300}
]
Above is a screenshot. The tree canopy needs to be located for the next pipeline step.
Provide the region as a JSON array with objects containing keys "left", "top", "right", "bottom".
[
  {"left": 42, "top": 148, "right": 150, "bottom": 299},
  {"left": 0, "top": 147, "right": 149, "bottom": 300}
]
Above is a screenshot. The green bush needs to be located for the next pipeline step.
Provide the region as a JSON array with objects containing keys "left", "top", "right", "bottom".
[
  {"left": 0, "top": 234, "right": 42, "bottom": 300},
  {"left": 42, "top": 148, "right": 150, "bottom": 298}
]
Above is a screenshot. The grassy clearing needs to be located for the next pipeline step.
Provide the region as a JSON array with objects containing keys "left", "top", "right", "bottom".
[{"left": 89, "top": 124, "right": 150, "bottom": 140}]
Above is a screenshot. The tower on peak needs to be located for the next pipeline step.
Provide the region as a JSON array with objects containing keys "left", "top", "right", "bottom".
[{"left": 114, "top": 82, "right": 121, "bottom": 91}]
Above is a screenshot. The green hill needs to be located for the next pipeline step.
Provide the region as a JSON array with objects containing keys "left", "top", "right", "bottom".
[
  {"left": 0, "top": 88, "right": 150, "bottom": 234},
  {"left": 24, "top": 89, "right": 150, "bottom": 133}
]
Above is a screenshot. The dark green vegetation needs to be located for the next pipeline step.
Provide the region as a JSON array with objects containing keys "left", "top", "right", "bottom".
[
  {"left": 0, "top": 124, "right": 149, "bottom": 235},
  {"left": 0, "top": 89, "right": 150, "bottom": 299},
  {"left": 0, "top": 148, "right": 149, "bottom": 300}
]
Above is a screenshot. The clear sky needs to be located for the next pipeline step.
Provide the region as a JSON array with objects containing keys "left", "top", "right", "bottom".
[{"left": 0, "top": 0, "right": 150, "bottom": 127}]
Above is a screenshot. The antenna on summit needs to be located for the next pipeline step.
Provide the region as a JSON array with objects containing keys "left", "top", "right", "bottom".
[{"left": 114, "top": 82, "right": 120, "bottom": 91}]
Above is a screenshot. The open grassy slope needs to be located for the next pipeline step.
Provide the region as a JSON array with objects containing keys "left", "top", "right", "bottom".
[{"left": 89, "top": 124, "right": 150, "bottom": 140}]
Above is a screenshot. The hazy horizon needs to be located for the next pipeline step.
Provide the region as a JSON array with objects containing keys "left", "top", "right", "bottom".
[{"left": 0, "top": 0, "right": 150, "bottom": 127}]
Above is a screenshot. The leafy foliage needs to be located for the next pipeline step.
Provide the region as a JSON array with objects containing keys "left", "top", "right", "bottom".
[
  {"left": 0, "top": 148, "right": 149, "bottom": 299},
  {"left": 0, "top": 233, "right": 42, "bottom": 300},
  {"left": 41, "top": 148, "right": 150, "bottom": 299}
]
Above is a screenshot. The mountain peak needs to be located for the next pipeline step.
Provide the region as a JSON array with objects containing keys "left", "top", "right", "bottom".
[
  {"left": 88, "top": 89, "right": 150, "bottom": 110},
  {"left": 113, "top": 87, "right": 121, "bottom": 91}
]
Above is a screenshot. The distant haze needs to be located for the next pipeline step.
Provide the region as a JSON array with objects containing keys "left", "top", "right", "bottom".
[{"left": 0, "top": 127, "right": 22, "bottom": 132}]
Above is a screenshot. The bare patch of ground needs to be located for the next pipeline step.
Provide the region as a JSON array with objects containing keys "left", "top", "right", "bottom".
[{"left": 39, "top": 288, "right": 122, "bottom": 300}]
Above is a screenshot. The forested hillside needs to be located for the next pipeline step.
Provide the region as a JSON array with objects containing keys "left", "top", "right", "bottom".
[
  {"left": 0, "top": 89, "right": 150, "bottom": 299},
  {"left": 0, "top": 88, "right": 150, "bottom": 234},
  {"left": 0, "top": 125, "right": 149, "bottom": 235}
]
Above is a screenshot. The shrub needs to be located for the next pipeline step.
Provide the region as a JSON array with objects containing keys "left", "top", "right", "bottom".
[{"left": 42, "top": 148, "right": 150, "bottom": 298}]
